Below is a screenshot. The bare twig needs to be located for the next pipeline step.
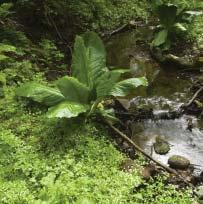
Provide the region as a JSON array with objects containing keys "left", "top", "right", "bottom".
[
  {"left": 108, "top": 24, "right": 128, "bottom": 36},
  {"left": 184, "top": 86, "right": 203, "bottom": 108}
]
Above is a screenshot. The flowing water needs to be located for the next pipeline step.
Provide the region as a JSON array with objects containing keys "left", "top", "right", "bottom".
[{"left": 106, "top": 29, "right": 203, "bottom": 167}]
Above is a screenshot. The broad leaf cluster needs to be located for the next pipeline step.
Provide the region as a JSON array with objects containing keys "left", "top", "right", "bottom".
[
  {"left": 16, "top": 32, "right": 147, "bottom": 119},
  {"left": 151, "top": 2, "right": 202, "bottom": 50}
]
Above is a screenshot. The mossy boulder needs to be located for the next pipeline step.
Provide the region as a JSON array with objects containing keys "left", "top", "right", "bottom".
[
  {"left": 154, "top": 136, "right": 170, "bottom": 155},
  {"left": 168, "top": 155, "right": 190, "bottom": 170}
]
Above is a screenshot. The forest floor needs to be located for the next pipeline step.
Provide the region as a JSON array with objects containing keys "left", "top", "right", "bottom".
[
  {"left": 1, "top": 1, "right": 203, "bottom": 203},
  {"left": 0, "top": 74, "right": 197, "bottom": 203}
]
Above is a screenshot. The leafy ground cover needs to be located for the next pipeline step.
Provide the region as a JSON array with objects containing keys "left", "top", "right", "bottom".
[
  {"left": 0, "top": 86, "right": 196, "bottom": 203},
  {"left": 0, "top": 23, "right": 197, "bottom": 204},
  {"left": 0, "top": 1, "right": 201, "bottom": 203}
]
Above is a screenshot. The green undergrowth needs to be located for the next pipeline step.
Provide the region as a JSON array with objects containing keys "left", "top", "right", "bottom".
[
  {"left": 188, "top": 15, "right": 203, "bottom": 48},
  {"left": 14, "top": 0, "right": 149, "bottom": 36},
  {"left": 0, "top": 2, "right": 198, "bottom": 203},
  {"left": 0, "top": 87, "right": 197, "bottom": 203}
]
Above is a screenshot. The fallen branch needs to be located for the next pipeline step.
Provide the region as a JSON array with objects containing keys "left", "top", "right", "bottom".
[
  {"left": 184, "top": 86, "right": 203, "bottom": 108},
  {"left": 101, "top": 20, "right": 143, "bottom": 37},
  {"left": 106, "top": 121, "right": 194, "bottom": 188},
  {"left": 108, "top": 24, "right": 128, "bottom": 36}
]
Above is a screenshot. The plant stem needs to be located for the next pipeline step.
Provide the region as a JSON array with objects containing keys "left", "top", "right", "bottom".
[{"left": 87, "top": 99, "right": 101, "bottom": 118}]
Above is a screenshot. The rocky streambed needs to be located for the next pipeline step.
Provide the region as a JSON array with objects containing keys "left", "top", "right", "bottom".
[{"left": 106, "top": 28, "right": 203, "bottom": 178}]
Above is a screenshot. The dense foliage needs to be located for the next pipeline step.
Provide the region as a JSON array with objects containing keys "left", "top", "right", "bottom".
[
  {"left": 0, "top": 0, "right": 202, "bottom": 203},
  {"left": 14, "top": 0, "right": 149, "bottom": 37},
  {"left": 151, "top": 1, "right": 203, "bottom": 50},
  {"left": 16, "top": 32, "right": 147, "bottom": 121}
]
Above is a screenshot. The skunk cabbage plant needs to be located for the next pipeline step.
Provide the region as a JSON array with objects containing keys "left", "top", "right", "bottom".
[
  {"left": 151, "top": 3, "right": 201, "bottom": 50},
  {"left": 16, "top": 32, "right": 147, "bottom": 120}
]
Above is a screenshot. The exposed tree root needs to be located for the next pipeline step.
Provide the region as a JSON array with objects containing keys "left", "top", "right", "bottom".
[{"left": 183, "top": 86, "right": 203, "bottom": 108}]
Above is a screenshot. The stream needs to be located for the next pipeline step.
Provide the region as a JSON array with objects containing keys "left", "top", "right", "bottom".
[{"left": 106, "top": 29, "right": 203, "bottom": 168}]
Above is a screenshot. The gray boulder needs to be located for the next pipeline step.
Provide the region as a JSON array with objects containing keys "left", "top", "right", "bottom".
[{"left": 168, "top": 155, "right": 190, "bottom": 170}]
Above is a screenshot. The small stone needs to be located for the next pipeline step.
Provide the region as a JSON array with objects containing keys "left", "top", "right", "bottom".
[
  {"left": 196, "top": 185, "right": 203, "bottom": 200},
  {"left": 168, "top": 155, "right": 190, "bottom": 170},
  {"left": 154, "top": 136, "right": 170, "bottom": 155}
]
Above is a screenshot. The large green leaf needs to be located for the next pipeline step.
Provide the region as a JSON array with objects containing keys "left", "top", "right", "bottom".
[
  {"left": 56, "top": 76, "right": 90, "bottom": 104},
  {"left": 72, "top": 36, "right": 89, "bottom": 87},
  {"left": 96, "top": 71, "right": 121, "bottom": 99},
  {"left": 109, "top": 77, "right": 148, "bottom": 97},
  {"left": 16, "top": 82, "right": 65, "bottom": 106},
  {"left": 83, "top": 31, "right": 106, "bottom": 84},
  {"left": 72, "top": 32, "right": 106, "bottom": 89},
  {"left": 152, "top": 29, "right": 168, "bottom": 46},
  {"left": 47, "top": 101, "right": 89, "bottom": 118},
  {"left": 157, "top": 4, "right": 177, "bottom": 28}
]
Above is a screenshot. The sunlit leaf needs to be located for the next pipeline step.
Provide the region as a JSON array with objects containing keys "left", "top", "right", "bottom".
[
  {"left": 47, "top": 101, "right": 89, "bottom": 118},
  {"left": 109, "top": 77, "right": 148, "bottom": 97},
  {"left": 72, "top": 32, "right": 106, "bottom": 89},
  {"left": 173, "top": 23, "right": 187, "bottom": 31},
  {"left": 0, "top": 43, "right": 16, "bottom": 53},
  {"left": 83, "top": 32, "right": 106, "bottom": 82},
  {"left": 110, "top": 69, "right": 130, "bottom": 74},
  {"left": 185, "top": 11, "right": 203, "bottom": 16},
  {"left": 16, "top": 82, "right": 65, "bottom": 106},
  {"left": 56, "top": 76, "right": 90, "bottom": 104},
  {"left": 152, "top": 29, "right": 168, "bottom": 46},
  {"left": 72, "top": 36, "right": 90, "bottom": 87},
  {"left": 96, "top": 71, "right": 121, "bottom": 99}
]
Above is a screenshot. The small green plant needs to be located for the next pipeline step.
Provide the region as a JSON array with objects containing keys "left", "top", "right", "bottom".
[
  {"left": 36, "top": 39, "right": 66, "bottom": 74},
  {"left": 0, "top": 43, "right": 17, "bottom": 62},
  {"left": 0, "top": 3, "right": 13, "bottom": 20},
  {"left": 16, "top": 32, "right": 147, "bottom": 121},
  {"left": 151, "top": 2, "right": 201, "bottom": 50}
]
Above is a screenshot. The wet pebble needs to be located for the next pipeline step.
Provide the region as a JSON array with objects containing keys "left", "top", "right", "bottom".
[
  {"left": 154, "top": 136, "right": 170, "bottom": 155},
  {"left": 168, "top": 155, "right": 190, "bottom": 170}
]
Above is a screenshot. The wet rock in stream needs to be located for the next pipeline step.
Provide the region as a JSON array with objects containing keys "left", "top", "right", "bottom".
[
  {"left": 106, "top": 29, "right": 203, "bottom": 176},
  {"left": 168, "top": 155, "right": 190, "bottom": 170},
  {"left": 153, "top": 136, "right": 170, "bottom": 155},
  {"left": 153, "top": 110, "right": 181, "bottom": 120}
]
